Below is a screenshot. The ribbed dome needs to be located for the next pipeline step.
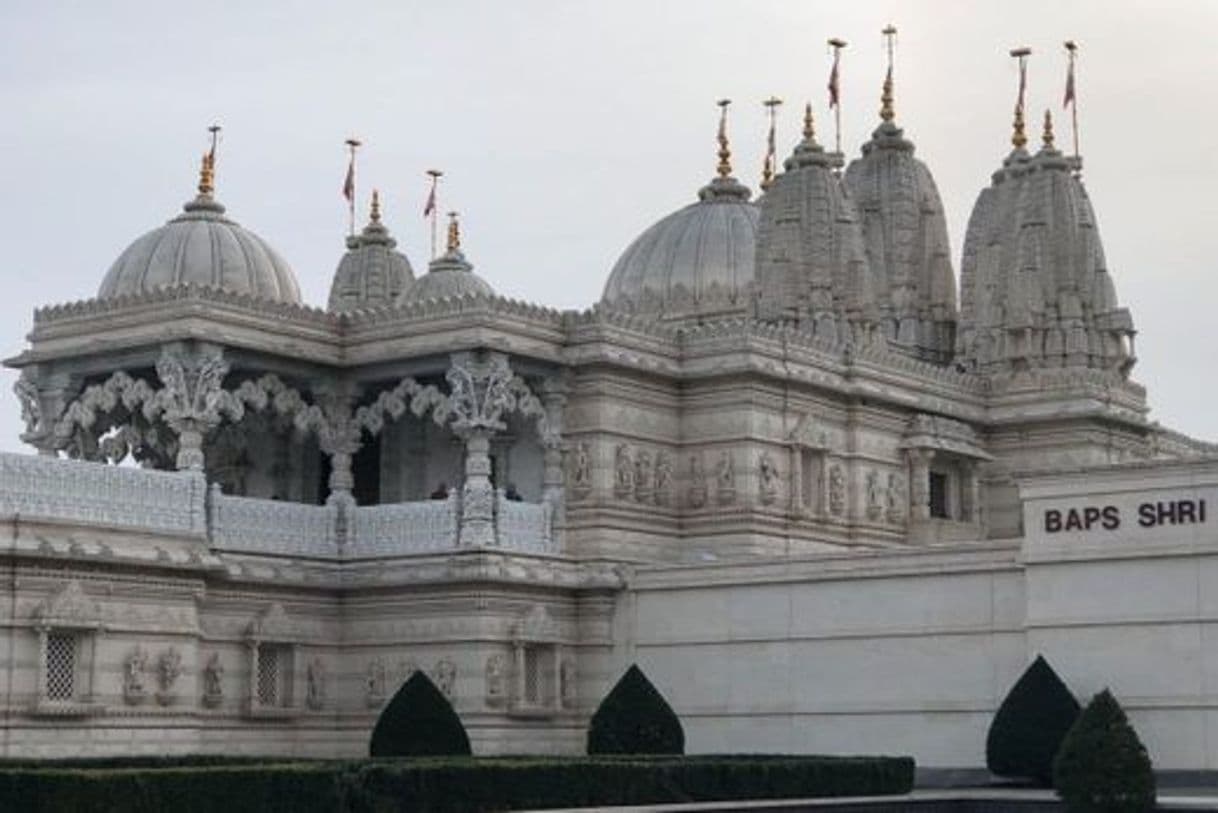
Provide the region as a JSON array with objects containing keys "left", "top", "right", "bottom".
[
  {"left": 99, "top": 180, "right": 301, "bottom": 304},
  {"left": 328, "top": 195, "right": 415, "bottom": 313},
  {"left": 755, "top": 108, "right": 876, "bottom": 343},
  {"left": 957, "top": 117, "right": 1135, "bottom": 375},
  {"left": 601, "top": 177, "right": 759, "bottom": 319},
  {"left": 399, "top": 247, "right": 493, "bottom": 304},
  {"left": 845, "top": 119, "right": 958, "bottom": 363}
]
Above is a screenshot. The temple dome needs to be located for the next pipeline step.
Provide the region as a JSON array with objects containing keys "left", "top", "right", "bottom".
[
  {"left": 328, "top": 193, "right": 415, "bottom": 313},
  {"left": 844, "top": 118, "right": 958, "bottom": 363},
  {"left": 601, "top": 176, "right": 759, "bottom": 319},
  {"left": 98, "top": 165, "right": 301, "bottom": 304},
  {"left": 398, "top": 215, "right": 493, "bottom": 304},
  {"left": 957, "top": 113, "right": 1135, "bottom": 375}
]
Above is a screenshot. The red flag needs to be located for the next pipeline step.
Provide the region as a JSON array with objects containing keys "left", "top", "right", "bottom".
[
  {"left": 1063, "top": 59, "right": 1076, "bottom": 109},
  {"left": 341, "top": 158, "right": 355, "bottom": 203},
  {"left": 423, "top": 182, "right": 436, "bottom": 217},
  {"left": 828, "top": 54, "right": 841, "bottom": 109}
]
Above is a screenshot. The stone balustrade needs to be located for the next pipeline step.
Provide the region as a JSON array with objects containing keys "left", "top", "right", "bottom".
[
  {"left": 208, "top": 485, "right": 338, "bottom": 558},
  {"left": 0, "top": 451, "right": 206, "bottom": 536},
  {"left": 346, "top": 495, "right": 460, "bottom": 557},
  {"left": 0, "top": 452, "right": 560, "bottom": 558}
]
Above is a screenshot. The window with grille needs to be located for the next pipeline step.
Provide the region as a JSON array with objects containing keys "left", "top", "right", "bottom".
[
  {"left": 45, "top": 633, "right": 77, "bottom": 702},
  {"left": 524, "top": 647, "right": 542, "bottom": 704},
  {"left": 257, "top": 646, "right": 280, "bottom": 706}
]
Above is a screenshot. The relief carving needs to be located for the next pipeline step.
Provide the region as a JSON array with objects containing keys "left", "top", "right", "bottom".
[
  {"left": 634, "top": 450, "right": 653, "bottom": 503},
  {"left": 653, "top": 451, "right": 672, "bottom": 506},
  {"left": 828, "top": 464, "right": 846, "bottom": 517},
  {"left": 485, "top": 654, "right": 506, "bottom": 705},
  {"left": 716, "top": 451, "right": 736, "bottom": 505},
  {"left": 201, "top": 653, "right": 224, "bottom": 708},
  {"left": 122, "top": 646, "right": 149, "bottom": 705},
  {"left": 366, "top": 657, "right": 387, "bottom": 708},
  {"left": 865, "top": 469, "right": 883, "bottom": 520},
  {"left": 758, "top": 452, "right": 779, "bottom": 505},
  {"left": 571, "top": 441, "right": 591, "bottom": 498},
  {"left": 886, "top": 472, "right": 906, "bottom": 523},
  {"left": 435, "top": 658, "right": 457, "bottom": 699},
  {"left": 688, "top": 453, "right": 707, "bottom": 508},
  {"left": 560, "top": 659, "right": 576, "bottom": 708},
  {"left": 614, "top": 444, "right": 633, "bottom": 498},
  {"left": 156, "top": 648, "right": 183, "bottom": 706},
  {"left": 306, "top": 657, "right": 326, "bottom": 710}
]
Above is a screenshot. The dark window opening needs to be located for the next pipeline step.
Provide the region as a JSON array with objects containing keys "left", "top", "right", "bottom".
[
  {"left": 352, "top": 438, "right": 381, "bottom": 506},
  {"left": 929, "top": 471, "right": 949, "bottom": 519}
]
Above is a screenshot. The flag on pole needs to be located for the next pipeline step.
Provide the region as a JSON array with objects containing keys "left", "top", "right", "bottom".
[
  {"left": 423, "top": 180, "right": 436, "bottom": 217},
  {"left": 1063, "top": 57, "right": 1076, "bottom": 109},
  {"left": 342, "top": 157, "right": 355, "bottom": 203},
  {"left": 828, "top": 52, "right": 841, "bottom": 108}
]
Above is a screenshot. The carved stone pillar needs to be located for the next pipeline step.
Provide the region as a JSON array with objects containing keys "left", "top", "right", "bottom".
[
  {"left": 156, "top": 343, "right": 230, "bottom": 471},
  {"left": 907, "top": 449, "right": 934, "bottom": 521},
  {"left": 311, "top": 386, "right": 362, "bottom": 508},
  {"left": 14, "top": 368, "right": 74, "bottom": 457},
  {"left": 459, "top": 428, "right": 496, "bottom": 547},
  {"left": 961, "top": 460, "right": 980, "bottom": 522},
  {"left": 540, "top": 379, "right": 568, "bottom": 541}
]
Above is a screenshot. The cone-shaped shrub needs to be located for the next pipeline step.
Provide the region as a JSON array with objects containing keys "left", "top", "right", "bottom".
[
  {"left": 369, "top": 670, "right": 471, "bottom": 757},
  {"left": 1053, "top": 689, "right": 1155, "bottom": 813},
  {"left": 587, "top": 664, "right": 684, "bottom": 755},
  {"left": 986, "top": 655, "right": 1080, "bottom": 785}
]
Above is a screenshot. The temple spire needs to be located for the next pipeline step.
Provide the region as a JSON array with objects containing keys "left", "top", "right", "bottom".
[
  {"left": 370, "top": 189, "right": 381, "bottom": 224},
  {"left": 880, "top": 25, "right": 897, "bottom": 123},
  {"left": 197, "top": 124, "right": 221, "bottom": 197},
  {"left": 1010, "top": 47, "right": 1031, "bottom": 149},
  {"left": 802, "top": 102, "right": 817, "bottom": 144},
  {"left": 715, "top": 98, "right": 733, "bottom": 178},
  {"left": 1042, "top": 109, "right": 1055, "bottom": 149},
  {"left": 446, "top": 210, "right": 461, "bottom": 253}
]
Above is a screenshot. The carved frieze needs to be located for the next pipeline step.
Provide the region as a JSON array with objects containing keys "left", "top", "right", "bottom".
[
  {"left": 828, "top": 464, "right": 846, "bottom": 517},
  {"left": 865, "top": 469, "right": 883, "bottom": 520},
  {"left": 201, "top": 653, "right": 224, "bottom": 708},
  {"left": 614, "top": 444, "right": 633, "bottom": 498},
  {"left": 122, "top": 647, "right": 149, "bottom": 705},
  {"left": 688, "top": 453, "right": 707, "bottom": 508},
  {"left": 156, "top": 648, "right": 183, "bottom": 706},
  {"left": 758, "top": 452, "right": 779, "bottom": 506},
  {"left": 716, "top": 451, "right": 736, "bottom": 505}
]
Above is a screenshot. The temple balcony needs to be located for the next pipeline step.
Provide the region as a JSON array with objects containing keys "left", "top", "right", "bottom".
[{"left": 0, "top": 452, "right": 559, "bottom": 560}]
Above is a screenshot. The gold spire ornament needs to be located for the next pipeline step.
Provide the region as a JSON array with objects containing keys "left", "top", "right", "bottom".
[
  {"left": 198, "top": 124, "right": 221, "bottom": 196},
  {"left": 446, "top": 211, "right": 461, "bottom": 253},
  {"left": 1042, "top": 109, "right": 1055, "bottom": 149},
  {"left": 715, "top": 99, "right": 733, "bottom": 178},
  {"left": 1009, "top": 47, "right": 1032, "bottom": 149},
  {"left": 370, "top": 189, "right": 382, "bottom": 224},
  {"left": 802, "top": 102, "right": 817, "bottom": 143},
  {"left": 880, "top": 25, "right": 897, "bottom": 123},
  {"left": 761, "top": 96, "right": 782, "bottom": 191}
]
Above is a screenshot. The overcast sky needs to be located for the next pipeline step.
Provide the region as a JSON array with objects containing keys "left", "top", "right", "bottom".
[{"left": 1, "top": 0, "right": 1216, "bottom": 452}]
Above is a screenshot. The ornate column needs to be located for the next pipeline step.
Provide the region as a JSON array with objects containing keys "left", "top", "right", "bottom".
[
  {"left": 14, "top": 368, "right": 76, "bottom": 457},
  {"left": 906, "top": 448, "right": 934, "bottom": 521},
  {"left": 309, "top": 385, "right": 362, "bottom": 509},
  {"left": 155, "top": 343, "right": 230, "bottom": 471},
  {"left": 540, "top": 377, "right": 568, "bottom": 542},
  {"left": 458, "top": 427, "right": 496, "bottom": 547}
]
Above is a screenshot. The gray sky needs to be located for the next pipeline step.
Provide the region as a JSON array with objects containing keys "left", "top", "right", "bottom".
[{"left": 2, "top": 0, "right": 1216, "bottom": 451}]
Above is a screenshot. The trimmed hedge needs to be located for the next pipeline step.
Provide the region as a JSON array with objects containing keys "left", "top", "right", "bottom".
[
  {"left": 1053, "top": 689, "right": 1156, "bottom": 813},
  {"left": 0, "top": 754, "right": 915, "bottom": 812},
  {"left": 370, "top": 670, "right": 471, "bottom": 757},
  {"left": 587, "top": 663, "right": 684, "bottom": 754},
  {"left": 986, "top": 654, "right": 1080, "bottom": 786}
]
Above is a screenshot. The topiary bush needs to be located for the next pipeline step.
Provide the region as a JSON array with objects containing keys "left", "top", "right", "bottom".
[
  {"left": 986, "top": 654, "right": 1080, "bottom": 785},
  {"left": 1053, "top": 689, "right": 1156, "bottom": 813},
  {"left": 369, "top": 670, "right": 471, "bottom": 757},
  {"left": 587, "top": 664, "right": 684, "bottom": 755}
]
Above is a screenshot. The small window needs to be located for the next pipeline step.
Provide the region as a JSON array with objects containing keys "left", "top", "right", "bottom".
[
  {"left": 524, "top": 647, "right": 543, "bottom": 705},
  {"left": 255, "top": 644, "right": 293, "bottom": 708},
  {"left": 45, "top": 633, "right": 77, "bottom": 701},
  {"left": 929, "top": 471, "right": 949, "bottom": 519}
]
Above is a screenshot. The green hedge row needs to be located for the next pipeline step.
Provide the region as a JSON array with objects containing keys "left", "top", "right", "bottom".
[{"left": 0, "top": 754, "right": 915, "bottom": 813}]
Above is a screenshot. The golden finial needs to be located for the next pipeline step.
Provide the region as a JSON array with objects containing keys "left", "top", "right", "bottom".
[
  {"left": 446, "top": 211, "right": 461, "bottom": 253},
  {"left": 802, "top": 102, "right": 816, "bottom": 143},
  {"left": 880, "top": 25, "right": 897, "bottom": 123},
  {"left": 1042, "top": 109, "right": 1055, "bottom": 149},
  {"left": 715, "top": 99, "right": 732, "bottom": 178},
  {"left": 1010, "top": 47, "right": 1031, "bottom": 149},
  {"left": 370, "top": 189, "right": 381, "bottom": 223},
  {"left": 761, "top": 96, "right": 782, "bottom": 191},
  {"left": 197, "top": 152, "right": 214, "bottom": 196}
]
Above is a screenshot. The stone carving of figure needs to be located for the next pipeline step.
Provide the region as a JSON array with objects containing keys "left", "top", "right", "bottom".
[
  {"left": 571, "top": 442, "right": 591, "bottom": 495},
  {"left": 653, "top": 452, "right": 672, "bottom": 506},
  {"left": 688, "top": 454, "right": 707, "bottom": 508},
  {"left": 435, "top": 658, "right": 457, "bottom": 699},
  {"left": 828, "top": 464, "right": 846, "bottom": 517},
  {"left": 366, "top": 657, "right": 387, "bottom": 708},
  {"left": 14, "top": 374, "right": 42, "bottom": 440},
  {"left": 306, "top": 657, "right": 326, "bottom": 710},
  {"left": 716, "top": 451, "right": 736, "bottom": 504},
  {"left": 886, "top": 472, "right": 906, "bottom": 523},
  {"left": 123, "top": 646, "right": 148, "bottom": 705},
  {"left": 758, "top": 452, "right": 779, "bottom": 505},
  {"left": 156, "top": 648, "right": 183, "bottom": 706},
  {"left": 614, "top": 444, "right": 633, "bottom": 498},
  {"left": 485, "top": 654, "right": 506, "bottom": 704},
  {"left": 634, "top": 450, "right": 653, "bottom": 503},
  {"left": 865, "top": 469, "right": 883, "bottom": 520},
  {"left": 560, "top": 659, "right": 576, "bottom": 707},
  {"left": 202, "top": 653, "right": 224, "bottom": 708}
]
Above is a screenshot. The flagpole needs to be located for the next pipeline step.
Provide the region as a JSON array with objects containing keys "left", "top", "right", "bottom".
[
  {"left": 1065, "top": 40, "right": 1080, "bottom": 165},
  {"left": 425, "top": 169, "right": 443, "bottom": 260},
  {"left": 344, "top": 138, "right": 361, "bottom": 236},
  {"left": 1009, "top": 47, "right": 1032, "bottom": 149},
  {"left": 827, "top": 38, "right": 847, "bottom": 157},
  {"left": 761, "top": 96, "right": 782, "bottom": 191}
]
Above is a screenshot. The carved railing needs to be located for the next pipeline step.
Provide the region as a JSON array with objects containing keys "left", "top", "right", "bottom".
[
  {"left": 0, "top": 451, "right": 205, "bottom": 535},
  {"left": 207, "top": 486, "right": 337, "bottom": 558},
  {"left": 495, "top": 492, "right": 555, "bottom": 554},
  {"left": 347, "top": 495, "right": 459, "bottom": 557}
]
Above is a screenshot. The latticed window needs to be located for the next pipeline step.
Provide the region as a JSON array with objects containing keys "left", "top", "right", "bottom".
[
  {"left": 45, "top": 633, "right": 77, "bottom": 701},
  {"left": 524, "top": 646, "right": 542, "bottom": 704},
  {"left": 257, "top": 646, "right": 280, "bottom": 706}
]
